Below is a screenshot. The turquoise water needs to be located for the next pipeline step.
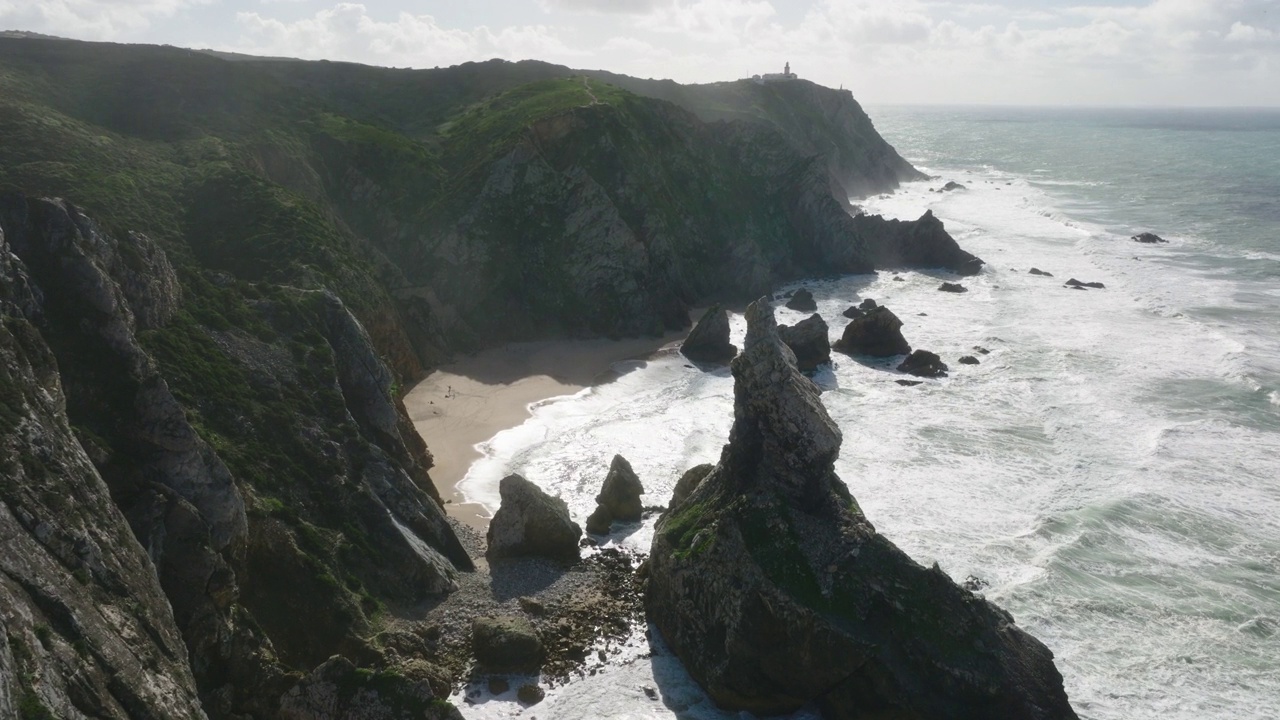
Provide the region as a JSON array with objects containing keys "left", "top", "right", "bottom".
[{"left": 455, "top": 108, "right": 1280, "bottom": 719}]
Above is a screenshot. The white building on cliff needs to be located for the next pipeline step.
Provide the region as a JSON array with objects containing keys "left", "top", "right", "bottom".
[{"left": 752, "top": 62, "right": 797, "bottom": 84}]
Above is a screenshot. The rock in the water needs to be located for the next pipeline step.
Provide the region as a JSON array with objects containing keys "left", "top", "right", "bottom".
[
  {"left": 486, "top": 475, "right": 582, "bottom": 561},
  {"left": 646, "top": 299, "right": 1078, "bottom": 720},
  {"left": 892, "top": 275, "right": 904, "bottom": 282},
  {"left": 938, "top": 282, "right": 968, "bottom": 293},
  {"left": 671, "top": 464, "right": 714, "bottom": 510},
  {"left": 958, "top": 355, "right": 981, "bottom": 365},
  {"left": 833, "top": 306, "right": 910, "bottom": 357},
  {"left": 1132, "top": 232, "right": 1167, "bottom": 244},
  {"left": 472, "top": 616, "right": 544, "bottom": 672},
  {"left": 841, "top": 305, "right": 864, "bottom": 319},
  {"left": 854, "top": 210, "right": 984, "bottom": 276},
  {"left": 973, "top": 346, "right": 991, "bottom": 355},
  {"left": 1064, "top": 278, "right": 1105, "bottom": 289},
  {"left": 681, "top": 304, "right": 736, "bottom": 364},
  {"left": 858, "top": 298, "right": 878, "bottom": 311},
  {"left": 898, "top": 349, "right": 949, "bottom": 377},
  {"left": 896, "top": 379, "right": 923, "bottom": 386},
  {"left": 585, "top": 455, "right": 645, "bottom": 534},
  {"left": 1028, "top": 267, "right": 1053, "bottom": 276},
  {"left": 941, "top": 180, "right": 966, "bottom": 192},
  {"left": 516, "top": 684, "right": 546, "bottom": 705},
  {"left": 785, "top": 288, "right": 817, "bottom": 312},
  {"left": 778, "top": 313, "right": 831, "bottom": 371}
]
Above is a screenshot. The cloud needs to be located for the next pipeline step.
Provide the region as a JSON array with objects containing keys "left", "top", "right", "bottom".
[
  {"left": 637, "top": 0, "right": 777, "bottom": 42},
  {"left": 1226, "top": 21, "right": 1275, "bottom": 42},
  {"left": 0, "top": 0, "right": 207, "bottom": 38},
  {"left": 231, "top": 3, "right": 588, "bottom": 67},
  {"left": 539, "top": 0, "right": 667, "bottom": 14}
]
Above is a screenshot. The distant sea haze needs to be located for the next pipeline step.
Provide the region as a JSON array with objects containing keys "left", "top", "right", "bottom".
[{"left": 454, "top": 106, "right": 1280, "bottom": 719}]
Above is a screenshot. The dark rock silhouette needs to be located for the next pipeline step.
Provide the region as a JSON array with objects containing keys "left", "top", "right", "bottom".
[
  {"left": 1132, "top": 232, "right": 1167, "bottom": 244},
  {"left": 959, "top": 355, "right": 981, "bottom": 365},
  {"left": 938, "top": 282, "right": 968, "bottom": 293},
  {"left": 585, "top": 455, "right": 645, "bottom": 535},
  {"left": 646, "top": 299, "right": 1079, "bottom": 720},
  {"left": 785, "top": 288, "right": 818, "bottom": 312},
  {"left": 833, "top": 306, "right": 910, "bottom": 357},
  {"left": 898, "top": 349, "right": 949, "bottom": 378},
  {"left": 1065, "top": 278, "right": 1105, "bottom": 289},
  {"left": 1029, "top": 268, "right": 1053, "bottom": 277},
  {"left": 681, "top": 305, "right": 737, "bottom": 364}
]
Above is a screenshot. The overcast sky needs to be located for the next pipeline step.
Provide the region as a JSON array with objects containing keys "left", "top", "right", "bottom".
[{"left": 3, "top": 0, "right": 1278, "bottom": 106}]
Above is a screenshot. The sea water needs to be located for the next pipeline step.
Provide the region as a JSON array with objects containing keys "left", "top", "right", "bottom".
[{"left": 453, "top": 107, "right": 1280, "bottom": 719}]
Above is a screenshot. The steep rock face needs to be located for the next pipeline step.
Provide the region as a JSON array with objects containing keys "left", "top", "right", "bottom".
[
  {"left": 0, "top": 195, "right": 472, "bottom": 718},
  {"left": 646, "top": 299, "right": 1078, "bottom": 720},
  {"left": 0, "top": 215, "right": 208, "bottom": 719}
]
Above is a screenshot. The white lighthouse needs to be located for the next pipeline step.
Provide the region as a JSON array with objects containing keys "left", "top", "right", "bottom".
[{"left": 754, "top": 61, "right": 797, "bottom": 84}]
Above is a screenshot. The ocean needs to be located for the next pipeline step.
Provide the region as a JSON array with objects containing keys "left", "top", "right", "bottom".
[{"left": 452, "top": 106, "right": 1280, "bottom": 719}]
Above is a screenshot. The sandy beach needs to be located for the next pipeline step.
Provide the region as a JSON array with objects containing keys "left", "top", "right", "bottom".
[{"left": 404, "top": 332, "right": 685, "bottom": 530}]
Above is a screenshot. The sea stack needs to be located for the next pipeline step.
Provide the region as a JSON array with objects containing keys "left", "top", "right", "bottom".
[
  {"left": 681, "top": 304, "right": 737, "bottom": 364},
  {"left": 645, "top": 298, "right": 1078, "bottom": 720}
]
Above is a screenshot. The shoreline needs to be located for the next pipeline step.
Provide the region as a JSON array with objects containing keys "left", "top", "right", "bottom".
[{"left": 404, "top": 331, "right": 687, "bottom": 531}]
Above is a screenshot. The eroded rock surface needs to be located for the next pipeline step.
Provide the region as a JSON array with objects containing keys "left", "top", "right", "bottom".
[
  {"left": 487, "top": 474, "right": 582, "bottom": 562},
  {"left": 586, "top": 455, "right": 645, "bottom": 534},
  {"left": 646, "top": 298, "right": 1078, "bottom": 720}
]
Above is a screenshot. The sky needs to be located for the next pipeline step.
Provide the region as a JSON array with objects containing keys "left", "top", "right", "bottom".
[{"left": 2, "top": 0, "right": 1278, "bottom": 106}]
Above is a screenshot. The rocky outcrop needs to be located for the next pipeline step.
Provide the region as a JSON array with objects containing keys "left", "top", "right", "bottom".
[
  {"left": 938, "top": 282, "right": 968, "bottom": 293},
  {"left": 898, "top": 349, "right": 949, "bottom": 378},
  {"left": 778, "top": 314, "right": 831, "bottom": 371},
  {"left": 1132, "top": 232, "right": 1167, "bottom": 244},
  {"left": 279, "top": 656, "right": 461, "bottom": 720},
  {"left": 841, "top": 305, "right": 864, "bottom": 319},
  {"left": 939, "top": 180, "right": 966, "bottom": 192},
  {"left": 833, "top": 306, "right": 910, "bottom": 357},
  {"left": 785, "top": 288, "right": 817, "bottom": 312},
  {"left": 487, "top": 474, "right": 582, "bottom": 561},
  {"left": 681, "top": 305, "right": 736, "bottom": 364},
  {"left": 1065, "top": 278, "right": 1105, "bottom": 289},
  {"left": 0, "top": 212, "right": 209, "bottom": 720},
  {"left": 671, "top": 464, "right": 714, "bottom": 509},
  {"left": 853, "top": 211, "right": 984, "bottom": 276},
  {"left": 646, "top": 299, "right": 1079, "bottom": 720},
  {"left": 1028, "top": 268, "right": 1053, "bottom": 277},
  {"left": 585, "top": 455, "right": 645, "bottom": 535},
  {"left": 959, "top": 355, "right": 980, "bottom": 365}
]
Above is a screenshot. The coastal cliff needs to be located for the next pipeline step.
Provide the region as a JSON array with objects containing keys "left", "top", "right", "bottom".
[
  {"left": 1, "top": 35, "right": 984, "bottom": 719},
  {"left": 646, "top": 300, "right": 1077, "bottom": 719}
]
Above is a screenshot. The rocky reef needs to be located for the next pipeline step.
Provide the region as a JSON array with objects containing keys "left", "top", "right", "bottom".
[{"left": 646, "top": 299, "right": 1078, "bottom": 719}]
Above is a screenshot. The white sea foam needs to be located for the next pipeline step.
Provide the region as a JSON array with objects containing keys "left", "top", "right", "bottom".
[{"left": 454, "top": 163, "right": 1280, "bottom": 719}]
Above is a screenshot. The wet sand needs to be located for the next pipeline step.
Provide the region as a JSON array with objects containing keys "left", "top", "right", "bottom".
[{"left": 404, "top": 333, "right": 684, "bottom": 531}]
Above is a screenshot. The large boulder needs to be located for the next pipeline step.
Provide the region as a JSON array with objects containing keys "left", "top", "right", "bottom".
[
  {"left": 938, "top": 282, "right": 967, "bottom": 293},
  {"left": 681, "top": 305, "right": 736, "bottom": 364},
  {"left": 486, "top": 475, "right": 582, "bottom": 562},
  {"left": 833, "top": 306, "right": 910, "bottom": 357},
  {"left": 778, "top": 314, "right": 831, "bottom": 371},
  {"left": 785, "top": 288, "right": 817, "bottom": 312},
  {"left": 646, "top": 299, "right": 1078, "bottom": 720},
  {"left": 898, "top": 349, "right": 949, "bottom": 378},
  {"left": 1132, "top": 232, "right": 1167, "bottom": 244},
  {"left": 472, "top": 616, "right": 544, "bottom": 672},
  {"left": 585, "top": 455, "right": 645, "bottom": 535}
]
